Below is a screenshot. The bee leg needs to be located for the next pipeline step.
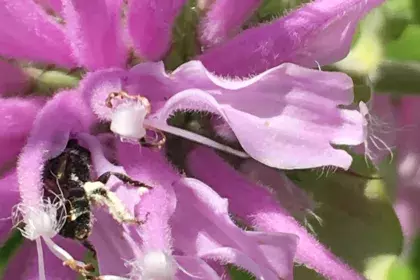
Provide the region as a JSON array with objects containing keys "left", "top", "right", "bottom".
[
  {"left": 96, "top": 172, "right": 153, "bottom": 189},
  {"left": 81, "top": 240, "right": 97, "bottom": 259},
  {"left": 84, "top": 182, "right": 146, "bottom": 225}
]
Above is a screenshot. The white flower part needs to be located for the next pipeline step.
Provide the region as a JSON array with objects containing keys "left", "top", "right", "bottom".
[
  {"left": 109, "top": 98, "right": 249, "bottom": 158},
  {"left": 110, "top": 102, "right": 148, "bottom": 141},
  {"left": 358, "top": 101, "right": 394, "bottom": 166},
  {"left": 13, "top": 198, "right": 66, "bottom": 240},
  {"left": 130, "top": 251, "right": 177, "bottom": 280}
]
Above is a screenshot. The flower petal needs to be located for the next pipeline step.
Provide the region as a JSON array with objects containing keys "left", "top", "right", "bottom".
[
  {"left": 156, "top": 62, "right": 364, "bottom": 170},
  {"left": 198, "top": 0, "right": 385, "bottom": 76},
  {"left": 127, "top": 0, "right": 187, "bottom": 61},
  {"left": 0, "top": 60, "right": 28, "bottom": 96},
  {"left": 175, "top": 256, "right": 221, "bottom": 280},
  {"left": 0, "top": 98, "right": 43, "bottom": 166},
  {"left": 3, "top": 237, "right": 84, "bottom": 280},
  {"left": 83, "top": 62, "right": 364, "bottom": 169},
  {"left": 188, "top": 147, "right": 365, "bottom": 280},
  {"left": 0, "top": 0, "right": 75, "bottom": 67},
  {"left": 240, "top": 159, "right": 315, "bottom": 219},
  {"left": 395, "top": 96, "right": 420, "bottom": 251},
  {"left": 75, "top": 135, "right": 140, "bottom": 275},
  {"left": 0, "top": 171, "right": 20, "bottom": 242},
  {"left": 118, "top": 142, "right": 178, "bottom": 252},
  {"left": 17, "top": 91, "right": 93, "bottom": 208},
  {"left": 171, "top": 177, "right": 297, "bottom": 280},
  {"left": 62, "top": 0, "right": 127, "bottom": 70},
  {"left": 36, "top": 0, "right": 63, "bottom": 14},
  {"left": 199, "top": 0, "right": 262, "bottom": 47}
]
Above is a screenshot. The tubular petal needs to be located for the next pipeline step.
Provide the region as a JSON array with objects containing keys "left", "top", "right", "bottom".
[
  {"left": 0, "top": 60, "right": 28, "bottom": 96},
  {"left": 171, "top": 177, "right": 297, "bottom": 280},
  {"left": 17, "top": 91, "right": 93, "bottom": 208},
  {"left": 2, "top": 237, "right": 84, "bottom": 280},
  {"left": 199, "top": 0, "right": 262, "bottom": 47},
  {"left": 0, "top": 0, "right": 75, "bottom": 67},
  {"left": 198, "top": 0, "right": 385, "bottom": 76},
  {"left": 188, "top": 147, "right": 366, "bottom": 280},
  {"left": 127, "top": 0, "right": 187, "bottom": 61},
  {"left": 0, "top": 98, "right": 43, "bottom": 166},
  {"left": 62, "top": 0, "right": 127, "bottom": 70},
  {"left": 83, "top": 62, "right": 364, "bottom": 169}
]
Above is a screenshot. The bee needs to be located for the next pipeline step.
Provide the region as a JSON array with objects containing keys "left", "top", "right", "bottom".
[{"left": 42, "top": 139, "right": 152, "bottom": 256}]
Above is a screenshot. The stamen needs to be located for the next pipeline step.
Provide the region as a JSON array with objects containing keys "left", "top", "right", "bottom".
[
  {"left": 12, "top": 199, "right": 92, "bottom": 277},
  {"left": 36, "top": 238, "right": 46, "bottom": 280},
  {"left": 43, "top": 237, "right": 93, "bottom": 275},
  {"left": 358, "top": 101, "right": 395, "bottom": 165},
  {"left": 106, "top": 92, "right": 249, "bottom": 158},
  {"left": 13, "top": 198, "right": 66, "bottom": 240},
  {"left": 144, "top": 119, "right": 249, "bottom": 158}
]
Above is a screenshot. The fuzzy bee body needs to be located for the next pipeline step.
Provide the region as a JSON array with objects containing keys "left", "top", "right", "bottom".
[
  {"left": 43, "top": 139, "right": 94, "bottom": 243},
  {"left": 42, "top": 139, "right": 152, "bottom": 255}
]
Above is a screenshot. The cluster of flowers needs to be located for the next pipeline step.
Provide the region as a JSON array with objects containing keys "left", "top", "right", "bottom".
[{"left": 0, "top": 0, "right": 388, "bottom": 279}]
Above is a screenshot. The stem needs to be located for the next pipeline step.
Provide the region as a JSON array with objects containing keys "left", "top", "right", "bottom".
[{"left": 144, "top": 119, "right": 249, "bottom": 158}]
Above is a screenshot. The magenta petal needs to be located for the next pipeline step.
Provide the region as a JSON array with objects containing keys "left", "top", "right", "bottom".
[
  {"left": 127, "top": 0, "right": 187, "bottom": 61},
  {"left": 240, "top": 159, "right": 315, "bottom": 218},
  {"left": 198, "top": 0, "right": 384, "bottom": 76},
  {"left": 3, "top": 237, "right": 84, "bottom": 280},
  {"left": 62, "top": 0, "right": 127, "bottom": 70},
  {"left": 199, "top": 0, "right": 261, "bottom": 47},
  {"left": 395, "top": 97, "right": 420, "bottom": 250},
  {"left": 75, "top": 135, "right": 140, "bottom": 275},
  {"left": 133, "top": 184, "right": 176, "bottom": 252},
  {"left": 188, "top": 147, "right": 365, "bottom": 280},
  {"left": 80, "top": 69, "right": 127, "bottom": 121},
  {"left": 175, "top": 256, "right": 221, "bottom": 280},
  {"left": 83, "top": 62, "right": 363, "bottom": 169},
  {"left": 37, "top": 0, "right": 63, "bottom": 14},
  {"left": 118, "top": 142, "right": 178, "bottom": 251},
  {"left": 0, "top": 171, "right": 19, "bottom": 242},
  {"left": 171, "top": 178, "right": 297, "bottom": 280},
  {"left": 0, "top": 98, "right": 43, "bottom": 165},
  {"left": 156, "top": 62, "right": 364, "bottom": 170},
  {"left": 0, "top": 0, "right": 75, "bottom": 67},
  {"left": 17, "top": 91, "right": 93, "bottom": 207},
  {"left": 0, "top": 61, "right": 28, "bottom": 95}
]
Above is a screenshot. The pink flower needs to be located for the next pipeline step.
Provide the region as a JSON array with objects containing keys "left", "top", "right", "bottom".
[
  {"left": 0, "top": 0, "right": 384, "bottom": 279},
  {"left": 393, "top": 96, "right": 420, "bottom": 254}
]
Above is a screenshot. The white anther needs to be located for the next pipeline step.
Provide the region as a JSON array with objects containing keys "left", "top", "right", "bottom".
[
  {"left": 110, "top": 102, "right": 148, "bottom": 140},
  {"left": 129, "top": 251, "right": 177, "bottom": 280}
]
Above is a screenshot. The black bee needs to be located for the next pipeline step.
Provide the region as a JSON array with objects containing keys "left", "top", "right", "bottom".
[{"left": 42, "top": 139, "right": 152, "bottom": 256}]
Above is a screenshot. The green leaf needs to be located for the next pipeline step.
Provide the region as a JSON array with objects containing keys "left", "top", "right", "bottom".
[
  {"left": 373, "top": 61, "right": 420, "bottom": 94},
  {"left": 288, "top": 154, "right": 403, "bottom": 279},
  {"left": 23, "top": 67, "right": 80, "bottom": 95},
  {"left": 386, "top": 25, "right": 420, "bottom": 61},
  {"left": 387, "top": 235, "right": 420, "bottom": 280},
  {"left": 229, "top": 265, "right": 255, "bottom": 280},
  {"left": 0, "top": 230, "right": 24, "bottom": 277},
  {"left": 412, "top": 0, "right": 420, "bottom": 23},
  {"left": 257, "top": 0, "right": 310, "bottom": 21},
  {"left": 387, "top": 260, "right": 416, "bottom": 280},
  {"left": 164, "top": 0, "right": 199, "bottom": 71}
]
